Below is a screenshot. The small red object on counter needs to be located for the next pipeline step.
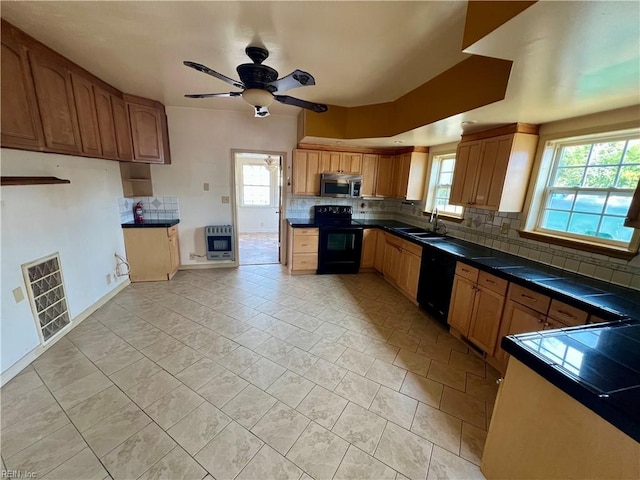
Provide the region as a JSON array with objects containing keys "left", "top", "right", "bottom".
[{"left": 133, "top": 201, "right": 144, "bottom": 223}]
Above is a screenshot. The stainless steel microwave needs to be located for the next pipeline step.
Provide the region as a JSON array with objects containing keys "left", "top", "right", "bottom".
[{"left": 320, "top": 173, "right": 362, "bottom": 198}]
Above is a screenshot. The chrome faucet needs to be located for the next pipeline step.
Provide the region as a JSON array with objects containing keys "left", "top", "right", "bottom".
[{"left": 430, "top": 208, "right": 439, "bottom": 232}]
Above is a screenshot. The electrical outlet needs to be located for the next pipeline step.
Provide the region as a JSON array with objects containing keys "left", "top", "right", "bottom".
[
  {"left": 106, "top": 274, "right": 112, "bottom": 285},
  {"left": 221, "top": 196, "right": 230, "bottom": 204},
  {"left": 203, "top": 182, "right": 210, "bottom": 191},
  {"left": 501, "top": 222, "right": 511, "bottom": 234},
  {"left": 486, "top": 211, "right": 495, "bottom": 222},
  {"left": 12, "top": 287, "right": 25, "bottom": 303},
  {"left": 466, "top": 217, "right": 473, "bottom": 227},
  {"left": 190, "top": 253, "right": 197, "bottom": 260}
]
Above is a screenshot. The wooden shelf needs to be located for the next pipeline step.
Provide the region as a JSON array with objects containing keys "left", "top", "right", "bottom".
[{"left": 1, "top": 176, "right": 70, "bottom": 186}]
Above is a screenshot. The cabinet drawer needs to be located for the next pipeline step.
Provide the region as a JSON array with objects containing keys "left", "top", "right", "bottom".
[
  {"left": 292, "top": 253, "right": 317, "bottom": 270},
  {"left": 508, "top": 283, "right": 550, "bottom": 314},
  {"left": 477, "top": 271, "right": 508, "bottom": 295},
  {"left": 167, "top": 225, "right": 177, "bottom": 237},
  {"left": 294, "top": 228, "right": 318, "bottom": 236},
  {"left": 455, "top": 262, "right": 478, "bottom": 282},
  {"left": 293, "top": 235, "right": 318, "bottom": 253},
  {"left": 403, "top": 240, "right": 423, "bottom": 257},
  {"left": 547, "top": 299, "right": 588, "bottom": 327}
]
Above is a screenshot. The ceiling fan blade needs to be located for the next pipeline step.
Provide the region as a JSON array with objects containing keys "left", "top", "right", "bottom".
[
  {"left": 184, "top": 92, "right": 243, "bottom": 99},
  {"left": 267, "top": 69, "right": 316, "bottom": 94},
  {"left": 183, "top": 61, "right": 244, "bottom": 89},
  {"left": 254, "top": 106, "right": 270, "bottom": 118},
  {"left": 274, "top": 95, "right": 328, "bottom": 113}
]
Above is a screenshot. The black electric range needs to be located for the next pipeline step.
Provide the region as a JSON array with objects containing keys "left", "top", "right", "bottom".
[{"left": 314, "top": 206, "right": 364, "bottom": 274}]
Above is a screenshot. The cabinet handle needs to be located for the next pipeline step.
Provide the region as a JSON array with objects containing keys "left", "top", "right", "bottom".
[
  {"left": 485, "top": 279, "right": 496, "bottom": 285},
  {"left": 557, "top": 309, "right": 577, "bottom": 319},
  {"left": 496, "top": 378, "right": 503, "bottom": 385},
  {"left": 543, "top": 322, "right": 550, "bottom": 328},
  {"left": 537, "top": 318, "right": 544, "bottom": 323},
  {"left": 461, "top": 268, "right": 471, "bottom": 273},
  {"left": 521, "top": 294, "right": 537, "bottom": 302}
]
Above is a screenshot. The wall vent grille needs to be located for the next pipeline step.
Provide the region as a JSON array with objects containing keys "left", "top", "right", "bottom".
[{"left": 22, "top": 253, "right": 70, "bottom": 343}]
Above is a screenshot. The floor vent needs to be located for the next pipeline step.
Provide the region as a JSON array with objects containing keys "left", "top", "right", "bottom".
[{"left": 22, "top": 253, "right": 70, "bottom": 343}]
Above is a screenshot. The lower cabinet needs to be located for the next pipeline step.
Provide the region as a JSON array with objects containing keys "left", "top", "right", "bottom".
[
  {"left": 378, "top": 231, "right": 423, "bottom": 301},
  {"left": 123, "top": 225, "right": 180, "bottom": 282},
  {"left": 447, "top": 262, "right": 507, "bottom": 354},
  {"left": 287, "top": 226, "right": 318, "bottom": 274},
  {"left": 361, "top": 228, "right": 377, "bottom": 268}
]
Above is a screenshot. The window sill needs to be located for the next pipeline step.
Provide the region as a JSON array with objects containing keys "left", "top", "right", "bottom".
[
  {"left": 516, "top": 230, "right": 638, "bottom": 260},
  {"left": 422, "top": 211, "right": 464, "bottom": 223}
]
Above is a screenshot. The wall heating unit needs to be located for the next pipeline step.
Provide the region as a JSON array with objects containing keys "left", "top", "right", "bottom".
[{"left": 205, "top": 225, "right": 235, "bottom": 260}]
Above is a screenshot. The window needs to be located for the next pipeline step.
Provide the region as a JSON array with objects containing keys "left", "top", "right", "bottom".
[
  {"left": 240, "top": 163, "right": 275, "bottom": 207},
  {"left": 425, "top": 153, "right": 464, "bottom": 218},
  {"left": 533, "top": 131, "right": 640, "bottom": 248}
]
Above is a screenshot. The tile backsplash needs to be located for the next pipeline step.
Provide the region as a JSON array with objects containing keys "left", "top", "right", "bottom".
[
  {"left": 118, "top": 196, "right": 180, "bottom": 223},
  {"left": 286, "top": 196, "right": 640, "bottom": 290}
]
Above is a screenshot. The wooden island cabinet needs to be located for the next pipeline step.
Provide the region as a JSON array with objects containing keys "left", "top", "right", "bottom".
[{"left": 123, "top": 225, "right": 180, "bottom": 282}]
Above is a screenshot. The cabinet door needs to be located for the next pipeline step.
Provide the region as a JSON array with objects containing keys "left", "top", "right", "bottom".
[
  {"left": 474, "top": 134, "right": 513, "bottom": 209},
  {"left": 399, "top": 250, "right": 422, "bottom": 299},
  {"left": 361, "top": 154, "right": 378, "bottom": 196},
  {"left": 361, "top": 228, "right": 377, "bottom": 268},
  {"left": 376, "top": 155, "right": 395, "bottom": 197},
  {"left": 450, "top": 140, "right": 481, "bottom": 206},
  {"left": 293, "top": 150, "right": 321, "bottom": 195},
  {"left": 448, "top": 275, "right": 476, "bottom": 336},
  {"left": 374, "top": 228, "right": 386, "bottom": 272},
  {"left": 467, "top": 286, "right": 505, "bottom": 354},
  {"left": 342, "top": 153, "right": 362, "bottom": 174},
  {"left": 29, "top": 49, "right": 81, "bottom": 153},
  {"left": 128, "top": 102, "right": 163, "bottom": 163},
  {"left": 168, "top": 231, "right": 180, "bottom": 278},
  {"left": 321, "top": 151, "right": 342, "bottom": 172},
  {"left": 71, "top": 73, "right": 102, "bottom": 156},
  {"left": 94, "top": 87, "right": 118, "bottom": 159},
  {"left": 1, "top": 33, "right": 44, "bottom": 149},
  {"left": 383, "top": 238, "right": 402, "bottom": 283},
  {"left": 494, "top": 299, "right": 546, "bottom": 367},
  {"left": 111, "top": 96, "right": 133, "bottom": 161},
  {"left": 393, "top": 153, "right": 411, "bottom": 199}
]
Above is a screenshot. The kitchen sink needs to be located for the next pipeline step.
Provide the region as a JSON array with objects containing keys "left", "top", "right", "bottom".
[
  {"left": 409, "top": 231, "right": 446, "bottom": 239},
  {"left": 394, "top": 227, "right": 430, "bottom": 234}
]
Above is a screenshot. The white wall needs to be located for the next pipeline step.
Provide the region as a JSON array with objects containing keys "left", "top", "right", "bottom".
[
  {"left": 152, "top": 107, "right": 297, "bottom": 264},
  {"left": 1, "top": 149, "right": 128, "bottom": 374}
]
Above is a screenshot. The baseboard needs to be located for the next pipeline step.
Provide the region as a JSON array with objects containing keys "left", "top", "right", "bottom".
[
  {"left": 0, "top": 279, "right": 130, "bottom": 387},
  {"left": 179, "top": 261, "right": 238, "bottom": 270}
]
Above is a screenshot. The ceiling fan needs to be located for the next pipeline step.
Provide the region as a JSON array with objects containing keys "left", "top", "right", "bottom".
[{"left": 183, "top": 46, "right": 329, "bottom": 118}]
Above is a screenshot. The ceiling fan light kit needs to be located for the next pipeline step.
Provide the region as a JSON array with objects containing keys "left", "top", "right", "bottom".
[{"left": 184, "top": 46, "right": 328, "bottom": 118}]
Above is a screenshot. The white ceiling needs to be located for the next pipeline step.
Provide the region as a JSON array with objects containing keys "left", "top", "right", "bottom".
[{"left": 2, "top": 1, "right": 639, "bottom": 147}]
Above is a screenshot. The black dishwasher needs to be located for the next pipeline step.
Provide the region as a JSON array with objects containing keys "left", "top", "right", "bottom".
[{"left": 417, "top": 246, "right": 457, "bottom": 324}]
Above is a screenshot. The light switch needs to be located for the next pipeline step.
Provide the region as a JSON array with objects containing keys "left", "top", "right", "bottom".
[
  {"left": 12, "top": 287, "right": 25, "bottom": 303},
  {"left": 204, "top": 183, "right": 210, "bottom": 191},
  {"left": 221, "top": 196, "right": 230, "bottom": 204}
]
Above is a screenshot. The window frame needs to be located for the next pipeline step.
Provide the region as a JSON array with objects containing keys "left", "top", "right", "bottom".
[
  {"left": 521, "top": 128, "right": 640, "bottom": 258},
  {"left": 238, "top": 160, "right": 277, "bottom": 208},
  {"left": 424, "top": 151, "right": 465, "bottom": 220}
]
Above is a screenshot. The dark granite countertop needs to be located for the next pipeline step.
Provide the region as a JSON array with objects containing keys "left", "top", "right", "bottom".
[
  {"left": 346, "top": 219, "right": 639, "bottom": 320},
  {"left": 121, "top": 219, "right": 180, "bottom": 228},
  {"left": 287, "top": 218, "right": 317, "bottom": 227},
  {"left": 502, "top": 319, "right": 640, "bottom": 443}
]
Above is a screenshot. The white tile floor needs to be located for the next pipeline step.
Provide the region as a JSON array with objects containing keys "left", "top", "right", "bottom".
[
  {"left": 238, "top": 233, "right": 279, "bottom": 265},
  {"left": 1, "top": 265, "right": 498, "bottom": 480}
]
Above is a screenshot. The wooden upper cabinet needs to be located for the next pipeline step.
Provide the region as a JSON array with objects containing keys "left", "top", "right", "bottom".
[
  {"left": 93, "top": 87, "right": 118, "bottom": 159},
  {"left": 361, "top": 154, "right": 379, "bottom": 196},
  {"left": 71, "top": 73, "right": 102, "bottom": 156},
  {"left": 624, "top": 178, "right": 640, "bottom": 228},
  {"left": 1, "top": 25, "right": 44, "bottom": 150},
  {"left": 29, "top": 49, "right": 82, "bottom": 154},
  {"left": 376, "top": 155, "right": 395, "bottom": 197},
  {"left": 126, "top": 96, "right": 170, "bottom": 164},
  {"left": 449, "top": 140, "right": 481, "bottom": 206},
  {"left": 450, "top": 126, "right": 538, "bottom": 212},
  {"left": 342, "top": 153, "right": 363, "bottom": 174},
  {"left": 393, "top": 151, "right": 428, "bottom": 200},
  {"left": 111, "top": 96, "right": 133, "bottom": 161},
  {"left": 320, "top": 151, "right": 342, "bottom": 172},
  {"left": 293, "top": 149, "right": 321, "bottom": 195}
]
